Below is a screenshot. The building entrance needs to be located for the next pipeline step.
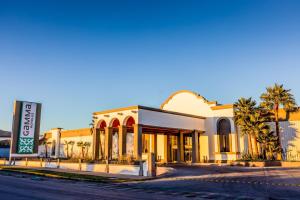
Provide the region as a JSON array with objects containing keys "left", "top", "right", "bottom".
[{"left": 184, "top": 134, "right": 192, "bottom": 162}]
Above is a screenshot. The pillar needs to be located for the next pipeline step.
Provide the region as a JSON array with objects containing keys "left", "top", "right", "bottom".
[
  {"left": 51, "top": 128, "right": 62, "bottom": 158},
  {"left": 163, "top": 135, "right": 170, "bottom": 163},
  {"left": 179, "top": 132, "right": 184, "bottom": 162},
  {"left": 214, "top": 134, "right": 220, "bottom": 153},
  {"left": 230, "top": 133, "right": 237, "bottom": 152},
  {"left": 92, "top": 128, "right": 99, "bottom": 160},
  {"left": 133, "top": 124, "right": 142, "bottom": 160},
  {"left": 150, "top": 133, "right": 157, "bottom": 160},
  {"left": 118, "top": 126, "right": 127, "bottom": 159},
  {"left": 192, "top": 131, "right": 199, "bottom": 163},
  {"left": 104, "top": 127, "right": 113, "bottom": 160}
]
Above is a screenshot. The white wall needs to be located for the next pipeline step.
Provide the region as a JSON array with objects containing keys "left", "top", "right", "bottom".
[
  {"left": 94, "top": 108, "right": 138, "bottom": 128},
  {"left": 161, "top": 91, "right": 236, "bottom": 161},
  {"left": 60, "top": 136, "right": 93, "bottom": 159},
  {"left": 138, "top": 109, "right": 205, "bottom": 131}
]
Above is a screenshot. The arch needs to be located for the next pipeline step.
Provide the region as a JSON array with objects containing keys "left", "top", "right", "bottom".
[
  {"left": 110, "top": 118, "right": 120, "bottom": 128},
  {"left": 123, "top": 116, "right": 135, "bottom": 127},
  {"left": 217, "top": 118, "right": 231, "bottom": 152},
  {"left": 96, "top": 120, "right": 107, "bottom": 129},
  {"left": 160, "top": 90, "right": 217, "bottom": 109},
  {"left": 217, "top": 118, "right": 231, "bottom": 135}
]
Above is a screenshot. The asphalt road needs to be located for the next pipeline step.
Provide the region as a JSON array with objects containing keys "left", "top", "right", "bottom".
[{"left": 1, "top": 166, "right": 300, "bottom": 199}]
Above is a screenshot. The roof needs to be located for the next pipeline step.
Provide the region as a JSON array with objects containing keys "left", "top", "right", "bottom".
[
  {"left": 160, "top": 90, "right": 217, "bottom": 109},
  {"left": 43, "top": 128, "right": 91, "bottom": 139},
  {"left": 278, "top": 108, "right": 300, "bottom": 121},
  {"left": 93, "top": 105, "right": 206, "bottom": 119},
  {"left": 210, "top": 104, "right": 234, "bottom": 110},
  {"left": 160, "top": 90, "right": 233, "bottom": 111}
]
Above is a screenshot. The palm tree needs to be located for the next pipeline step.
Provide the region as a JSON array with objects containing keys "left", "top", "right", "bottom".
[
  {"left": 260, "top": 83, "right": 297, "bottom": 151},
  {"left": 84, "top": 142, "right": 91, "bottom": 158},
  {"left": 246, "top": 110, "right": 270, "bottom": 157},
  {"left": 68, "top": 141, "right": 75, "bottom": 158},
  {"left": 64, "top": 140, "right": 69, "bottom": 158},
  {"left": 234, "top": 97, "right": 257, "bottom": 156},
  {"left": 77, "top": 141, "right": 84, "bottom": 159},
  {"left": 256, "top": 127, "right": 278, "bottom": 160}
]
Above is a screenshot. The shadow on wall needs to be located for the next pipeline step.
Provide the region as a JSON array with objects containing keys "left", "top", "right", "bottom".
[{"left": 280, "top": 121, "right": 300, "bottom": 161}]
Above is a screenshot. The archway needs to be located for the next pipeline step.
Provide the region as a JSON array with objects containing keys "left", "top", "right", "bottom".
[
  {"left": 96, "top": 120, "right": 106, "bottom": 160},
  {"left": 217, "top": 118, "right": 231, "bottom": 152},
  {"left": 110, "top": 118, "right": 120, "bottom": 160},
  {"left": 124, "top": 116, "right": 135, "bottom": 157}
]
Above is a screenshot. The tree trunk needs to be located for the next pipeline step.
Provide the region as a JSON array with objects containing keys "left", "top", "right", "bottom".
[
  {"left": 248, "top": 134, "right": 253, "bottom": 156},
  {"left": 71, "top": 145, "right": 74, "bottom": 158},
  {"left": 66, "top": 144, "right": 69, "bottom": 158},
  {"left": 81, "top": 147, "right": 84, "bottom": 159},
  {"left": 274, "top": 104, "right": 282, "bottom": 160},
  {"left": 262, "top": 146, "right": 266, "bottom": 160},
  {"left": 253, "top": 135, "right": 259, "bottom": 158}
]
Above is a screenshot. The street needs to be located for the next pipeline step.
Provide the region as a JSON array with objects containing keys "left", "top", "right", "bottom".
[{"left": 1, "top": 166, "right": 300, "bottom": 199}]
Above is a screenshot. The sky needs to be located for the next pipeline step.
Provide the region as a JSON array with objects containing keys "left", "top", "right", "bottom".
[{"left": 0, "top": 0, "right": 300, "bottom": 133}]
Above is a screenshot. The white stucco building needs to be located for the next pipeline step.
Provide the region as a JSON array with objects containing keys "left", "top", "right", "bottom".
[{"left": 41, "top": 90, "right": 300, "bottom": 163}]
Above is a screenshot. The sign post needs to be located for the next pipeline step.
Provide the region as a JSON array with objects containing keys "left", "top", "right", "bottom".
[{"left": 10, "top": 101, "right": 42, "bottom": 161}]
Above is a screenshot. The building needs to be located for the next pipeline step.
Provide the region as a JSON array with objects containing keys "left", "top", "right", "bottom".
[
  {"left": 41, "top": 90, "right": 300, "bottom": 163},
  {"left": 0, "top": 130, "right": 11, "bottom": 158}
]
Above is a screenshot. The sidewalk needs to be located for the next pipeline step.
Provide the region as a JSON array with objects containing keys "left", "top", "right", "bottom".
[{"left": 1, "top": 165, "right": 150, "bottom": 180}]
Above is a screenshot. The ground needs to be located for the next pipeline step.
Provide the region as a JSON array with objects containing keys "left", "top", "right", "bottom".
[{"left": 1, "top": 165, "right": 300, "bottom": 199}]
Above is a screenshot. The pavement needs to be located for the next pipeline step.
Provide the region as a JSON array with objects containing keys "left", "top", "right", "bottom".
[
  {"left": 1, "top": 165, "right": 149, "bottom": 180},
  {"left": 1, "top": 165, "right": 300, "bottom": 199}
]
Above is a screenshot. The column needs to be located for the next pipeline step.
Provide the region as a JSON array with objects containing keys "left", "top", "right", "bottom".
[
  {"left": 192, "top": 131, "right": 199, "bottom": 163},
  {"left": 230, "top": 133, "right": 237, "bottom": 152},
  {"left": 133, "top": 124, "right": 142, "bottom": 160},
  {"left": 179, "top": 132, "right": 184, "bottom": 162},
  {"left": 104, "top": 127, "right": 112, "bottom": 160},
  {"left": 92, "top": 128, "right": 99, "bottom": 160},
  {"left": 118, "top": 126, "right": 127, "bottom": 159},
  {"left": 51, "top": 128, "right": 62, "bottom": 158},
  {"left": 150, "top": 133, "right": 157, "bottom": 160},
  {"left": 163, "top": 135, "right": 170, "bottom": 163},
  {"left": 214, "top": 134, "right": 220, "bottom": 153}
]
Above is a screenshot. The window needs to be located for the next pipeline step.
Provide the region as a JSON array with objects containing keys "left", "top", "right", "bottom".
[{"left": 217, "top": 118, "right": 231, "bottom": 152}]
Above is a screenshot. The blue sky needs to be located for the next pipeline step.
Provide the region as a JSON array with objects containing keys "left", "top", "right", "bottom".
[{"left": 1, "top": 0, "right": 300, "bottom": 132}]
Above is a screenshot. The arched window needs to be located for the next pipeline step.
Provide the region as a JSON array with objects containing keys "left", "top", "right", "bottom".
[
  {"left": 97, "top": 120, "right": 106, "bottom": 129},
  {"left": 217, "top": 118, "right": 231, "bottom": 152},
  {"left": 125, "top": 116, "right": 135, "bottom": 127},
  {"left": 111, "top": 119, "right": 120, "bottom": 128}
]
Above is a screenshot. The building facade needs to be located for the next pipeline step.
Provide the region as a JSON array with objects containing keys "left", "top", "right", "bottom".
[{"left": 41, "top": 90, "right": 300, "bottom": 163}]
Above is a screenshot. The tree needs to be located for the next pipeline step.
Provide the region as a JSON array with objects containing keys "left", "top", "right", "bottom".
[
  {"left": 246, "top": 110, "right": 271, "bottom": 158},
  {"left": 84, "top": 142, "right": 91, "bottom": 158},
  {"left": 260, "top": 83, "right": 297, "bottom": 152},
  {"left": 68, "top": 141, "right": 75, "bottom": 158},
  {"left": 77, "top": 141, "right": 84, "bottom": 159},
  {"left": 234, "top": 97, "right": 257, "bottom": 156},
  {"left": 256, "top": 128, "right": 279, "bottom": 160},
  {"left": 64, "top": 140, "right": 69, "bottom": 158}
]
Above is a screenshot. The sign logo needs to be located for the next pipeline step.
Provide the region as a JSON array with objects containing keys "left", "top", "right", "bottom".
[{"left": 17, "top": 102, "right": 37, "bottom": 154}]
